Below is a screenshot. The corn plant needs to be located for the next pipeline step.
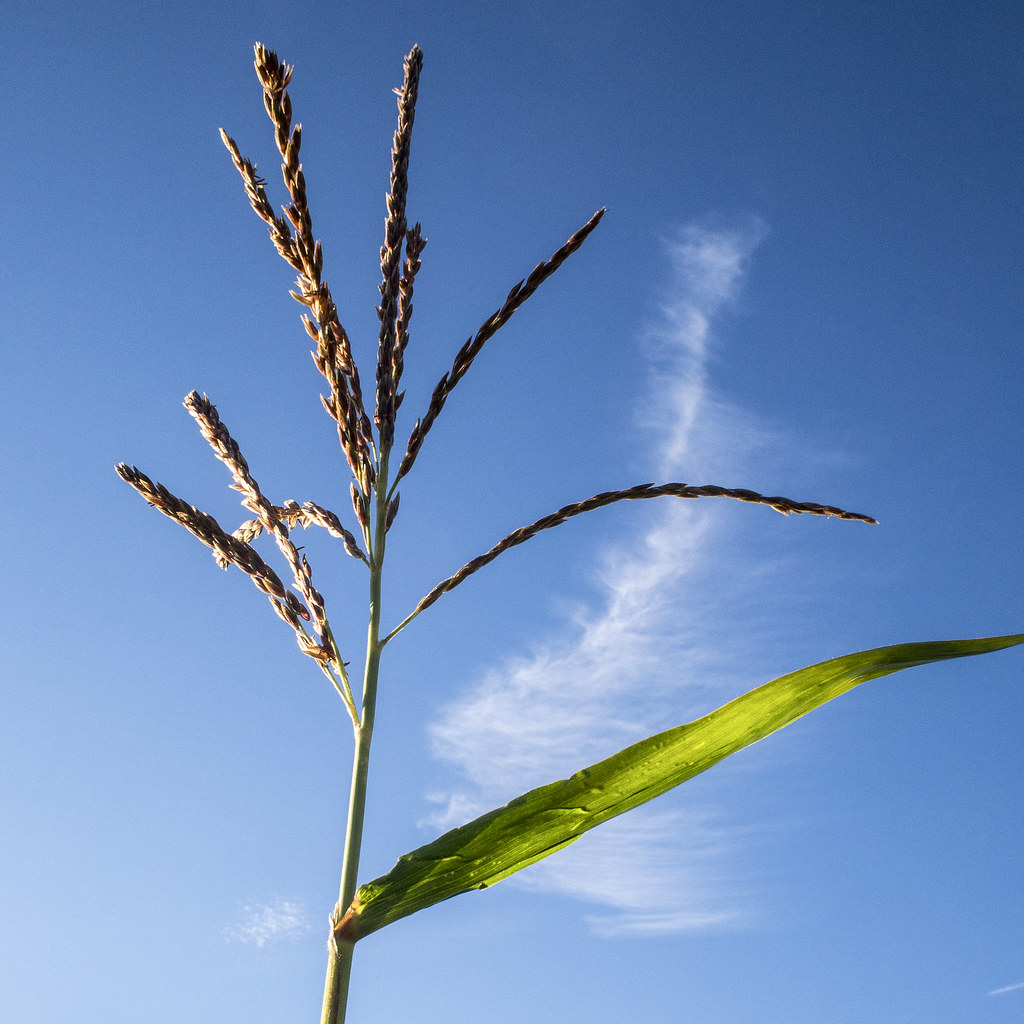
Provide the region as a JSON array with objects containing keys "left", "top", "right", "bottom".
[{"left": 116, "top": 44, "right": 1023, "bottom": 1024}]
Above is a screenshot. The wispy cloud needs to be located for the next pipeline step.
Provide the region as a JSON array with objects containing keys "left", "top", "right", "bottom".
[
  {"left": 512, "top": 808, "right": 749, "bottom": 937},
  {"left": 424, "top": 218, "right": 780, "bottom": 936},
  {"left": 641, "top": 218, "right": 769, "bottom": 479},
  {"left": 224, "top": 898, "right": 309, "bottom": 947},
  {"left": 987, "top": 981, "right": 1024, "bottom": 997}
]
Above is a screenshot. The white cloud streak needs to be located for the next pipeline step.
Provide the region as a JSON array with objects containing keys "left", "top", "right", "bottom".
[
  {"left": 987, "top": 981, "right": 1024, "bottom": 997},
  {"left": 225, "top": 898, "right": 309, "bottom": 947},
  {"left": 425, "top": 218, "right": 773, "bottom": 936}
]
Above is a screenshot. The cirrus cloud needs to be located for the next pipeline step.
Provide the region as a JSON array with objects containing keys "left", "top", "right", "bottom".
[{"left": 424, "top": 218, "right": 775, "bottom": 936}]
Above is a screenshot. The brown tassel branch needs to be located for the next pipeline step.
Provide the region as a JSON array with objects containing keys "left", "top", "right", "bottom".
[{"left": 382, "top": 482, "right": 876, "bottom": 642}]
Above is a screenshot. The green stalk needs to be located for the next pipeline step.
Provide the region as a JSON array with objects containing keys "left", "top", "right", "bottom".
[{"left": 320, "top": 458, "right": 390, "bottom": 1024}]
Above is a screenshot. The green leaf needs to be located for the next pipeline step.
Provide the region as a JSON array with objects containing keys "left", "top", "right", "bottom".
[{"left": 337, "top": 634, "right": 1024, "bottom": 941}]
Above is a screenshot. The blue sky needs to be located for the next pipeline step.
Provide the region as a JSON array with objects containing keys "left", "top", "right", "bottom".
[{"left": 2, "top": 2, "right": 1022, "bottom": 1022}]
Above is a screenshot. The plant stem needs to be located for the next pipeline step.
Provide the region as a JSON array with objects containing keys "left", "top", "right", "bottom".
[
  {"left": 320, "top": 595, "right": 381, "bottom": 1024},
  {"left": 320, "top": 461, "right": 390, "bottom": 1024}
]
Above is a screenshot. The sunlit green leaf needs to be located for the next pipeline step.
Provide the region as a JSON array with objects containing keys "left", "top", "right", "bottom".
[{"left": 337, "top": 634, "right": 1023, "bottom": 941}]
